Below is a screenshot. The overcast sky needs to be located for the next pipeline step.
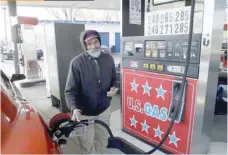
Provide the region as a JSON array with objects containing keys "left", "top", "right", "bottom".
[{"left": 0, "top": 6, "right": 120, "bottom": 42}]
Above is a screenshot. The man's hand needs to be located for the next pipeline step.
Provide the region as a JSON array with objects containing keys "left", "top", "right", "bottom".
[
  {"left": 107, "top": 87, "right": 119, "bottom": 97},
  {"left": 71, "top": 109, "right": 82, "bottom": 122}
]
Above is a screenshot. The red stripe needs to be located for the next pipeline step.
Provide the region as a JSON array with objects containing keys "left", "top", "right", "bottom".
[
  {"left": 17, "top": 16, "right": 38, "bottom": 25},
  {"left": 224, "top": 24, "right": 228, "bottom": 31}
]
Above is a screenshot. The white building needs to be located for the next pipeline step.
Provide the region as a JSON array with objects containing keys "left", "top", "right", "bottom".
[{"left": 0, "top": 6, "right": 121, "bottom": 52}]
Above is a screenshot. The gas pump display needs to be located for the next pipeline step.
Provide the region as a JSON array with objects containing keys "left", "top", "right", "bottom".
[{"left": 121, "top": 34, "right": 201, "bottom": 154}]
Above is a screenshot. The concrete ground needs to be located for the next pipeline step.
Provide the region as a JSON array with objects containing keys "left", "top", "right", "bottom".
[{"left": 1, "top": 56, "right": 227, "bottom": 154}]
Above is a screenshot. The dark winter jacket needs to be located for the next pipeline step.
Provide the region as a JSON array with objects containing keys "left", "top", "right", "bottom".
[{"left": 64, "top": 30, "right": 117, "bottom": 116}]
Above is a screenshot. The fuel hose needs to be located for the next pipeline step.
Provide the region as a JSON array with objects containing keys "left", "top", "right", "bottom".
[{"left": 145, "top": 0, "right": 196, "bottom": 153}]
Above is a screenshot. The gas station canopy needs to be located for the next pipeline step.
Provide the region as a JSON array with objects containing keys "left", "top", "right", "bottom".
[{"left": 15, "top": 0, "right": 120, "bottom": 10}]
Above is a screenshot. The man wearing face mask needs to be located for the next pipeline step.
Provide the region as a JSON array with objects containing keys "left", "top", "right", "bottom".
[{"left": 65, "top": 30, "right": 118, "bottom": 154}]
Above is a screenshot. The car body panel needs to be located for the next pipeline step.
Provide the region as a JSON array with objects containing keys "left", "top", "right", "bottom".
[{"left": 1, "top": 72, "right": 62, "bottom": 154}]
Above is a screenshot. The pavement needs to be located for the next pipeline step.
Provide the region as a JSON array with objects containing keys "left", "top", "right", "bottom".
[{"left": 1, "top": 56, "right": 227, "bottom": 154}]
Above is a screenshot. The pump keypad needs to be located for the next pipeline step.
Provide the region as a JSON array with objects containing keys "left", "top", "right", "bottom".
[
  {"left": 122, "top": 34, "right": 202, "bottom": 78},
  {"left": 144, "top": 40, "right": 200, "bottom": 63}
]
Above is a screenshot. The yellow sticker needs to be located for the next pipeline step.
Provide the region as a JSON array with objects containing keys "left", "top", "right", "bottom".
[
  {"left": 150, "top": 64, "right": 156, "bottom": 70},
  {"left": 157, "top": 65, "right": 164, "bottom": 71},
  {"left": 143, "top": 64, "right": 149, "bottom": 69}
]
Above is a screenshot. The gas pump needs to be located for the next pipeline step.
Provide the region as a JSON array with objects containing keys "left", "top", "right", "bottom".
[
  {"left": 121, "top": 0, "right": 225, "bottom": 154},
  {"left": 45, "top": 23, "right": 85, "bottom": 112},
  {"left": 16, "top": 16, "right": 41, "bottom": 79}
]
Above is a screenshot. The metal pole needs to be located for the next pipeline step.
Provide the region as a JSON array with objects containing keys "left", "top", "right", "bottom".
[
  {"left": 8, "top": 1, "right": 20, "bottom": 74},
  {"left": 2, "top": 7, "right": 8, "bottom": 46}
]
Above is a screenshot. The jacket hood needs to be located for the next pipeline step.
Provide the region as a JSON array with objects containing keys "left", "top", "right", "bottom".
[{"left": 80, "top": 30, "right": 101, "bottom": 51}]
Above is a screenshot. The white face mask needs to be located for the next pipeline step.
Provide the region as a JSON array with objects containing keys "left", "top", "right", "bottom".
[{"left": 87, "top": 48, "right": 101, "bottom": 58}]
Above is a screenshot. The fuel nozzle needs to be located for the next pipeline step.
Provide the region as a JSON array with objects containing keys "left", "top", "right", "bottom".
[{"left": 168, "top": 79, "right": 187, "bottom": 123}]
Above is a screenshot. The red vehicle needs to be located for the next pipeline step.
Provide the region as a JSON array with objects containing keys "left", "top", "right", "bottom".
[{"left": 1, "top": 70, "right": 62, "bottom": 154}]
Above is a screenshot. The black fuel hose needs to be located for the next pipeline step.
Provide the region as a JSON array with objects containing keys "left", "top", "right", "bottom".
[
  {"left": 71, "top": 120, "right": 115, "bottom": 138},
  {"left": 145, "top": 0, "right": 196, "bottom": 154},
  {"left": 94, "top": 120, "right": 115, "bottom": 139}
]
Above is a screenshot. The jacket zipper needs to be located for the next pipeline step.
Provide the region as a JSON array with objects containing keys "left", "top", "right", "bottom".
[
  {"left": 94, "top": 59, "right": 102, "bottom": 108},
  {"left": 94, "top": 59, "right": 101, "bottom": 89}
]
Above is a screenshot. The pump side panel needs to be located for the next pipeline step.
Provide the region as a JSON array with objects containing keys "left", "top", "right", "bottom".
[{"left": 122, "top": 68, "right": 197, "bottom": 154}]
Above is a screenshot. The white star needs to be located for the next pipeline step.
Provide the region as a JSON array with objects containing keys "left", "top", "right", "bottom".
[
  {"left": 155, "top": 84, "right": 167, "bottom": 100},
  {"left": 168, "top": 131, "right": 181, "bottom": 148},
  {"left": 129, "top": 115, "right": 138, "bottom": 128},
  {"left": 153, "top": 125, "right": 164, "bottom": 140},
  {"left": 141, "top": 120, "right": 150, "bottom": 134},
  {"left": 142, "top": 81, "right": 152, "bottom": 96},
  {"left": 130, "top": 78, "right": 139, "bottom": 93}
]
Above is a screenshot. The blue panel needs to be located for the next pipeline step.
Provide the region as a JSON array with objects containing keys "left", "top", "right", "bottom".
[
  {"left": 115, "top": 33, "right": 120, "bottom": 53},
  {"left": 99, "top": 32, "right": 109, "bottom": 47}
]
